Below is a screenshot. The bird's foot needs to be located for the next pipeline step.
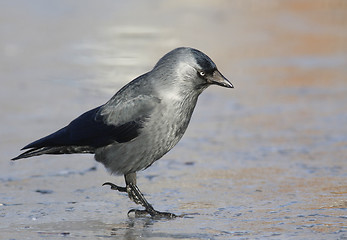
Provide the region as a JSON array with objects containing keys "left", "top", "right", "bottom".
[
  {"left": 128, "top": 208, "right": 177, "bottom": 219},
  {"left": 103, "top": 180, "right": 179, "bottom": 219},
  {"left": 102, "top": 182, "right": 127, "bottom": 193}
]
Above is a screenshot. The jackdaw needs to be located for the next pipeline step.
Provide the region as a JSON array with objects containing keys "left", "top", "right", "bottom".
[{"left": 12, "top": 47, "right": 233, "bottom": 218}]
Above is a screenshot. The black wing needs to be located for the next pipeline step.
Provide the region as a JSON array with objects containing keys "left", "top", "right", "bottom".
[
  {"left": 21, "top": 106, "right": 143, "bottom": 150},
  {"left": 12, "top": 95, "right": 161, "bottom": 160}
]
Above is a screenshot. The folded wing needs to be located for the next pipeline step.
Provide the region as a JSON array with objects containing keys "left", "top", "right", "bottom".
[{"left": 12, "top": 95, "right": 161, "bottom": 160}]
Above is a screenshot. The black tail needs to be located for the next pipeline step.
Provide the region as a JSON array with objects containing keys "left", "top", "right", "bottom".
[
  {"left": 12, "top": 145, "right": 95, "bottom": 160},
  {"left": 12, "top": 147, "right": 66, "bottom": 160}
]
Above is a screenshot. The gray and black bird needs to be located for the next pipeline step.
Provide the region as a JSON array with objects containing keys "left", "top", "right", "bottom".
[{"left": 12, "top": 47, "right": 233, "bottom": 218}]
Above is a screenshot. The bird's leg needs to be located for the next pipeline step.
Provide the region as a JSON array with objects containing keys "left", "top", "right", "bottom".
[
  {"left": 124, "top": 173, "right": 176, "bottom": 218},
  {"left": 103, "top": 173, "right": 176, "bottom": 218}
]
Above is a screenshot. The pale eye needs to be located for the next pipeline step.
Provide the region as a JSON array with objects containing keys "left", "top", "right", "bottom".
[{"left": 199, "top": 71, "right": 205, "bottom": 77}]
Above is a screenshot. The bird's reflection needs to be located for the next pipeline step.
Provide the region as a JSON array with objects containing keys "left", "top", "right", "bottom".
[
  {"left": 110, "top": 217, "right": 159, "bottom": 240},
  {"left": 108, "top": 213, "right": 201, "bottom": 240}
]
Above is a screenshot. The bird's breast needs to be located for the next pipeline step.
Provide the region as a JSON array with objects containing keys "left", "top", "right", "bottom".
[{"left": 146, "top": 97, "right": 197, "bottom": 149}]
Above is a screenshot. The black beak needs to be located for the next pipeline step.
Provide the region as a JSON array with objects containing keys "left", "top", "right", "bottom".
[{"left": 207, "top": 70, "right": 234, "bottom": 88}]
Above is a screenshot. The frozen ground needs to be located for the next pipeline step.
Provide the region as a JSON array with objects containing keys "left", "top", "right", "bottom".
[{"left": 1, "top": 1, "right": 346, "bottom": 239}]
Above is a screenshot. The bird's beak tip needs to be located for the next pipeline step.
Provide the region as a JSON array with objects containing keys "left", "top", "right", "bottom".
[
  {"left": 211, "top": 70, "right": 234, "bottom": 89},
  {"left": 224, "top": 80, "right": 234, "bottom": 89}
]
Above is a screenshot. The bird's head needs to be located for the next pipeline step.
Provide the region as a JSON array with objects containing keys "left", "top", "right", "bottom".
[{"left": 152, "top": 47, "right": 233, "bottom": 96}]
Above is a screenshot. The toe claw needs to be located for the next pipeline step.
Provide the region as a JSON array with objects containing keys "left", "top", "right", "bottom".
[
  {"left": 102, "top": 182, "right": 113, "bottom": 187},
  {"left": 127, "top": 209, "right": 148, "bottom": 217},
  {"left": 102, "top": 182, "right": 127, "bottom": 192}
]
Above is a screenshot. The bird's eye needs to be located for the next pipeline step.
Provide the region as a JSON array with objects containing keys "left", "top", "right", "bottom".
[{"left": 199, "top": 71, "right": 205, "bottom": 77}]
